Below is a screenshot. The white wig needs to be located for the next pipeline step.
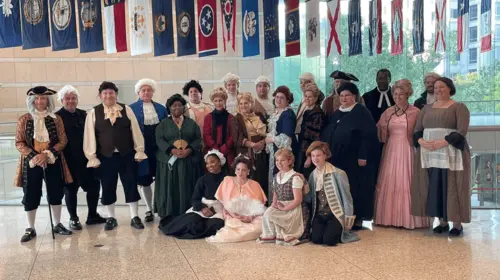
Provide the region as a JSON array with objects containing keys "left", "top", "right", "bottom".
[
  {"left": 424, "top": 72, "right": 441, "bottom": 82},
  {"left": 222, "top": 73, "right": 240, "bottom": 85},
  {"left": 135, "top": 78, "right": 157, "bottom": 95},
  {"left": 204, "top": 149, "right": 227, "bottom": 166},
  {"left": 26, "top": 95, "right": 56, "bottom": 115},
  {"left": 254, "top": 76, "right": 271, "bottom": 86},
  {"left": 57, "top": 85, "right": 79, "bottom": 103},
  {"left": 299, "top": 72, "right": 315, "bottom": 81}
]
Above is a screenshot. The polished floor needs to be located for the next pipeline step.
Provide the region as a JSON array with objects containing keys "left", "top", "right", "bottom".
[{"left": 1, "top": 207, "right": 500, "bottom": 280}]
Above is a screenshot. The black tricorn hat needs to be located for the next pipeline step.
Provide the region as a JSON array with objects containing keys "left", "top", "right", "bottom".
[
  {"left": 26, "top": 86, "right": 57, "bottom": 96},
  {"left": 329, "top": 71, "right": 359, "bottom": 82}
]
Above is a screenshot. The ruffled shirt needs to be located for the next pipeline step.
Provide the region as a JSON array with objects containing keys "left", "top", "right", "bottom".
[
  {"left": 226, "top": 92, "right": 238, "bottom": 115},
  {"left": 242, "top": 113, "right": 267, "bottom": 137},
  {"left": 29, "top": 110, "right": 57, "bottom": 167},
  {"left": 143, "top": 102, "right": 160, "bottom": 125}
]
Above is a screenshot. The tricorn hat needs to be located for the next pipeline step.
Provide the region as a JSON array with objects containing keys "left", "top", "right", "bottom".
[
  {"left": 329, "top": 71, "right": 359, "bottom": 82},
  {"left": 26, "top": 86, "right": 57, "bottom": 96}
]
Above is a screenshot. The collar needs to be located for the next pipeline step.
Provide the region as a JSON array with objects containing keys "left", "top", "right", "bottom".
[
  {"left": 103, "top": 103, "right": 123, "bottom": 112},
  {"left": 339, "top": 103, "right": 356, "bottom": 112},
  {"left": 34, "top": 109, "right": 57, "bottom": 119},
  {"left": 278, "top": 169, "right": 296, "bottom": 183},
  {"left": 377, "top": 87, "right": 391, "bottom": 108}
]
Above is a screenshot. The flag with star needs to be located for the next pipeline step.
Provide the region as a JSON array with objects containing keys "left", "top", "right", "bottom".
[
  {"left": 21, "top": 0, "right": 51, "bottom": 49},
  {"left": 412, "top": 0, "right": 424, "bottom": 55},
  {"left": 263, "top": 0, "right": 280, "bottom": 59},
  {"left": 0, "top": 0, "right": 22, "bottom": 48},
  {"left": 242, "top": 0, "right": 259, "bottom": 57},
  {"left": 457, "top": 0, "right": 469, "bottom": 53},
  {"left": 480, "top": 0, "right": 491, "bottom": 53},
  {"left": 348, "top": 0, "right": 362, "bottom": 56},
  {"left": 285, "top": 0, "right": 300, "bottom": 57},
  {"left": 79, "top": 0, "right": 104, "bottom": 53},
  {"left": 391, "top": 0, "right": 403, "bottom": 55},
  {"left": 50, "top": 0, "right": 78, "bottom": 51},
  {"left": 152, "top": 0, "right": 174, "bottom": 57},
  {"left": 221, "top": 0, "right": 236, "bottom": 53},
  {"left": 175, "top": 0, "right": 196, "bottom": 57},
  {"left": 198, "top": 0, "right": 218, "bottom": 57}
]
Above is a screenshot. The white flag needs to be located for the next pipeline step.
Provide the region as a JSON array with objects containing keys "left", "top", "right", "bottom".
[
  {"left": 306, "top": 0, "right": 320, "bottom": 57},
  {"left": 327, "top": 0, "right": 341, "bottom": 56},
  {"left": 128, "top": 0, "right": 152, "bottom": 56}
]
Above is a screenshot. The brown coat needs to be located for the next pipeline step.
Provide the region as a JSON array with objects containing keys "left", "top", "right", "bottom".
[{"left": 14, "top": 113, "right": 73, "bottom": 187}]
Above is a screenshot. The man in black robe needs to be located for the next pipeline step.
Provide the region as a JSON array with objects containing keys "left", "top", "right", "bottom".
[{"left": 361, "top": 69, "right": 394, "bottom": 123}]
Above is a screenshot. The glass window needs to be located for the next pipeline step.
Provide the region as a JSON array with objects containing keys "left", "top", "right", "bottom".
[
  {"left": 470, "top": 26, "right": 478, "bottom": 42},
  {"left": 496, "top": 2, "right": 500, "bottom": 19},
  {"left": 469, "top": 48, "right": 478, "bottom": 63},
  {"left": 496, "top": 25, "right": 500, "bottom": 41},
  {"left": 470, "top": 4, "right": 478, "bottom": 20}
]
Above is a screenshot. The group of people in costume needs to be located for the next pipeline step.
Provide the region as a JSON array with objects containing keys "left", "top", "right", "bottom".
[{"left": 14, "top": 69, "right": 471, "bottom": 244}]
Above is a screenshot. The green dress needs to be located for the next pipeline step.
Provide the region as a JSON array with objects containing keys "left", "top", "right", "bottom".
[{"left": 154, "top": 117, "right": 202, "bottom": 218}]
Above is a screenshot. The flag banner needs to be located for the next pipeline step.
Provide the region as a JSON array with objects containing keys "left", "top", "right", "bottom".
[
  {"left": 434, "top": 0, "right": 446, "bottom": 52},
  {"left": 391, "top": 0, "right": 403, "bottom": 55},
  {"left": 263, "top": 0, "right": 280, "bottom": 59},
  {"left": 198, "top": 0, "right": 218, "bottom": 57},
  {"left": 79, "top": 0, "right": 104, "bottom": 53},
  {"left": 457, "top": 0, "right": 469, "bottom": 53},
  {"left": 50, "top": 0, "right": 78, "bottom": 51},
  {"left": 128, "top": 0, "right": 151, "bottom": 56},
  {"left": 348, "top": 0, "right": 362, "bottom": 56},
  {"left": 104, "top": 0, "right": 127, "bottom": 54},
  {"left": 306, "top": 0, "right": 320, "bottom": 58},
  {"left": 368, "top": 0, "right": 382, "bottom": 55},
  {"left": 285, "top": 0, "right": 300, "bottom": 57},
  {"left": 21, "top": 0, "right": 51, "bottom": 49},
  {"left": 480, "top": 0, "right": 491, "bottom": 53},
  {"left": 175, "top": 0, "right": 196, "bottom": 57},
  {"left": 152, "top": 0, "right": 174, "bottom": 57},
  {"left": 326, "top": 0, "right": 341, "bottom": 56},
  {"left": 0, "top": 0, "right": 22, "bottom": 48},
  {"left": 412, "top": 0, "right": 424, "bottom": 54},
  {"left": 221, "top": 0, "right": 236, "bottom": 53},
  {"left": 242, "top": 0, "right": 259, "bottom": 57}
]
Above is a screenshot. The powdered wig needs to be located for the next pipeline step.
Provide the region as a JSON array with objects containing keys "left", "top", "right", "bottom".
[
  {"left": 26, "top": 95, "right": 56, "bottom": 115},
  {"left": 56, "top": 85, "right": 79, "bottom": 103},
  {"left": 424, "top": 72, "right": 441, "bottom": 83},
  {"left": 222, "top": 72, "right": 240, "bottom": 85},
  {"left": 183, "top": 80, "right": 203, "bottom": 96},
  {"left": 135, "top": 78, "right": 157, "bottom": 95},
  {"left": 232, "top": 154, "right": 253, "bottom": 171},
  {"left": 304, "top": 83, "right": 320, "bottom": 98},
  {"left": 275, "top": 148, "right": 295, "bottom": 168},
  {"left": 236, "top": 92, "right": 255, "bottom": 112},
  {"left": 255, "top": 76, "right": 271, "bottom": 86},
  {"left": 306, "top": 141, "right": 332, "bottom": 159},
  {"left": 392, "top": 79, "right": 414, "bottom": 98},
  {"left": 209, "top": 87, "right": 228, "bottom": 101}
]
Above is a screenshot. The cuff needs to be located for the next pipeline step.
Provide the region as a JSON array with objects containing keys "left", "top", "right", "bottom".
[
  {"left": 413, "top": 131, "right": 423, "bottom": 148},
  {"left": 135, "top": 152, "right": 148, "bottom": 161},
  {"left": 445, "top": 132, "right": 466, "bottom": 150},
  {"left": 49, "top": 147, "right": 60, "bottom": 158},
  {"left": 193, "top": 203, "right": 208, "bottom": 212},
  {"left": 86, "top": 155, "right": 101, "bottom": 168},
  {"left": 42, "top": 150, "right": 56, "bottom": 164},
  {"left": 29, "top": 159, "right": 36, "bottom": 168},
  {"left": 345, "top": 215, "right": 356, "bottom": 229}
]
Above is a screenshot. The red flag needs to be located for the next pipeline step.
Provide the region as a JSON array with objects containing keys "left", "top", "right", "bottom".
[
  {"left": 198, "top": 0, "right": 218, "bottom": 57},
  {"left": 104, "top": 0, "right": 127, "bottom": 54},
  {"left": 391, "top": 0, "right": 403, "bottom": 55},
  {"left": 326, "top": 0, "right": 341, "bottom": 56},
  {"left": 434, "top": 0, "right": 447, "bottom": 52},
  {"left": 285, "top": 0, "right": 300, "bottom": 57},
  {"left": 221, "top": 0, "right": 236, "bottom": 52}
]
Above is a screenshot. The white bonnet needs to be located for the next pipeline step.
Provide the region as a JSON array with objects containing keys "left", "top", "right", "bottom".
[
  {"left": 204, "top": 149, "right": 227, "bottom": 166},
  {"left": 222, "top": 73, "right": 240, "bottom": 84},
  {"left": 57, "top": 85, "right": 79, "bottom": 103},
  {"left": 254, "top": 76, "right": 271, "bottom": 86},
  {"left": 135, "top": 78, "right": 157, "bottom": 95}
]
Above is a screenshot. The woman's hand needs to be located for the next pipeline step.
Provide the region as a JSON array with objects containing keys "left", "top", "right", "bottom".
[
  {"left": 265, "top": 136, "right": 274, "bottom": 144},
  {"left": 240, "top": 215, "right": 253, "bottom": 223},
  {"left": 177, "top": 148, "right": 192, "bottom": 159},
  {"left": 271, "top": 200, "right": 278, "bottom": 209},
  {"left": 277, "top": 202, "right": 286, "bottom": 211},
  {"left": 418, "top": 138, "right": 434, "bottom": 150},
  {"left": 304, "top": 157, "right": 312, "bottom": 168},
  {"left": 33, "top": 153, "right": 48, "bottom": 167},
  {"left": 201, "top": 207, "right": 214, "bottom": 217},
  {"left": 430, "top": 139, "right": 449, "bottom": 151},
  {"left": 171, "top": 148, "right": 181, "bottom": 157},
  {"left": 358, "top": 159, "right": 367, "bottom": 167},
  {"left": 253, "top": 141, "right": 265, "bottom": 152}
]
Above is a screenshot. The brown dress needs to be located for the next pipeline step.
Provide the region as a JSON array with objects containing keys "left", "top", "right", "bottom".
[{"left": 411, "top": 103, "right": 471, "bottom": 223}]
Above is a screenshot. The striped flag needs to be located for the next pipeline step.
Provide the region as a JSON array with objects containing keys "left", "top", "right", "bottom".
[
  {"left": 434, "top": 0, "right": 446, "bottom": 53},
  {"left": 221, "top": 0, "right": 236, "bottom": 53},
  {"left": 391, "top": 0, "right": 403, "bottom": 55},
  {"left": 305, "top": 0, "right": 320, "bottom": 58},
  {"left": 326, "top": 0, "right": 341, "bottom": 56},
  {"left": 480, "top": 0, "right": 492, "bottom": 53},
  {"left": 285, "top": 0, "right": 300, "bottom": 57},
  {"left": 412, "top": 0, "right": 424, "bottom": 54},
  {"left": 457, "top": 0, "right": 469, "bottom": 53},
  {"left": 104, "top": 0, "right": 127, "bottom": 54},
  {"left": 368, "top": 0, "right": 382, "bottom": 56},
  {"left": 128, "top": 0, "right": 152, "bottom": 56},
  {"left": 348, "top": 0, "right": 362, "bottom": 56},
  {"left": 0, "top": 0, "right": 22, "bottom": 48}
]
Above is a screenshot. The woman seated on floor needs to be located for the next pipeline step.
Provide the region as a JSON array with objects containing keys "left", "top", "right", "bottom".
[
  {"left": 159, "top": 150, "right": 227, "bottom": 239},
  {"left": 206, "top": 155, "right": 267, "bottom": 243}
]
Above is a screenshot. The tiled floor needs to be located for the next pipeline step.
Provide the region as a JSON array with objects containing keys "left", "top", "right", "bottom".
[{"left": 1, "top": 207, "right": 500, "bottom": 280}]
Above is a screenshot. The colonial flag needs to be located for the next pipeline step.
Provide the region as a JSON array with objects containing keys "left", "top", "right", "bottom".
[
  {"left": 21, "top": 0, "right": 51, "bottom": 49},
  {"left": 480, "top": 0, "right": 492, "bottom": 53},
  {"left": 306, "top": 0, "right": 320, "bottom": 58},
  {"left": 198, "top": 0, "right": 218, "bottom": 57},
  {"left": 152, "top": 0, "right": 174, "bottom": 57},
  {"left": 434, "top": 0, "right": 446, "bottom": 52},
  {"left": 242, "top": 0, "right": 259, "bottom": 57},
  {"left": 128, "top": 0, "right": 151, "bottom": 56},
  {"left": 221, "top": 0, "right": 236, "bottom": 53},
  {"left": 79, "top": 0, "right": 104, "bottom": 53},
  {"left": 326, "top": 0, "right": 341, "bottom": 56},
  {"left": 412, "top": 0, "right": 424, "bottom": 55},
  {"left": 391, "top": 0, "right": 403, "bottom": 55},
  {"left": 263, "top": 0, "right": 280, "bottom": 59},
  {"left": 104, "top": 0, "right": 127, "bottom": 54},
  {"left": 175, "top": 0, "right": 196, "bottom": 57},
  {"left": 50, "top": 0, "right": 78, "bottom": 51},
  {"left": 285, "top": 0, "right": 300, "bottom": 57},
  {"left": 368, "top": 0, "right": 382, "bottom": 56},
  {"left": 348, "top": 0, "right": 362, "bottom": 56},
  {"left": 457, "top": 0, "right": 469, "bottom": 53},
  {"left": 0, "top": 0, "right": 22, "bottom": 48}
]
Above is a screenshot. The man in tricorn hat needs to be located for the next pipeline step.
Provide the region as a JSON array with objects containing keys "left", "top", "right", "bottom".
[{"left": 322, "top": 71, "right": 360, "bottom": 117}]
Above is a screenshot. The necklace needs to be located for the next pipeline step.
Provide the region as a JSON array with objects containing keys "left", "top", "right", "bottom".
[{"left": 394, "top": 104, "right": 409, "bottom": 117}]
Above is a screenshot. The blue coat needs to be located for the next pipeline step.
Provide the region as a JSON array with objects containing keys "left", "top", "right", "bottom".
[{"left": 274, "top": 108, "right": 298, "bottom": 154}]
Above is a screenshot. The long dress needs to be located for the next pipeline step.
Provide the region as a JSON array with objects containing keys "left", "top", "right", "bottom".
[
  {"left": 411, "top": 103, "right": 471, "bottom": 223},
  {"left": 374, "top": 106, "right": 430, "bottom": 229},
  {"left": 154, "top": 117, "right": 202, "bottom": 218},
  {"left": 159, "top": 172, "right": 225, "bottom": 239},
  {"left": 295, "top": 106, "right": 325, "bottom": 179},
  {"left": 206, "top": 177, "right": 267, "bottom": 243}
]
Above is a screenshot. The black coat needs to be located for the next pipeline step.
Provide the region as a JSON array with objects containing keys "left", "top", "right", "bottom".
[
  {"left": 362, "top": 87, "right": 394, "bottom": 123},
  {"left": 413, "top": 91, "right": 428, "bottom": 110}
]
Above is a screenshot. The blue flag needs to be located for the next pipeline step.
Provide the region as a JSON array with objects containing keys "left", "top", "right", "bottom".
[
  {"left": 412, "top": 0, "right": 424, "bottom": 55},
  {"left": 242, "top": 0, "right": 259, "bottom": 57},
  {"left": 0, "top": 0, "right": 22, "bottom": 48},
  {"left": 348, "top": 0, "right": 362, "bottom": 56},
  {"left": 78, "top": 0, "right": 103, "bottom": 53},
  {"left": 152, "top": 0, "right": 174, "bottom": 56},
  {"left": 21, "top": 0, "right": 51, "bottom": 49},
  {"left": 50, "top": 0, "right": 78, "bottom": 51},
  {"left": 263, "top": 0, "right": 280, "bottom": 59},
  {"left": 175, "top": 0, "right": 196, "bottom": 57}
]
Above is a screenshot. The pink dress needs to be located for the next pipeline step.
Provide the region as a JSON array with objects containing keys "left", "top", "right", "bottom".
[{"left": 374, "top": 107, "right": 430, "bottom": 229}]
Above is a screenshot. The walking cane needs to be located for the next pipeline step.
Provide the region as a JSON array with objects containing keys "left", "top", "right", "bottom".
[{"left": 42, "top": 166, "right": 56, "bottom": 240}]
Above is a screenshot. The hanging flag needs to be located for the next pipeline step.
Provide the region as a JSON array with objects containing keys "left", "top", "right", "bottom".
[
  {"left": 198, "top": 0, "right": 218, "bottom": 57},
  {"left": 50, "top": 0, "right": 78, "bottom": 51},
  {"left": 368, "top": 0, "right": 382, "bottom": 56},
  {"left": 221, "top": 0, "right": 236, "bottom": 53},
  {"left": 152, "top": 0, "right": 174, "bottom": 57},
  {"left": 457, "top": 0, "right": 469, "bottom": 53},
  {"left": 128, "top": 0, "right": 151, "bottom": 56},
  {"left": 0, "top": 0, "right": 22, "bottom": 48},
  {"left": 305, "top": 0, "right": 320, "bottom": 58},
  {"left": 79, "top": 0, "right": 104, "bottom": 53},
  {"left": 285, "top": 0, "right": 300, "bottom": 57},
  {"left": 434, "top": 0, "right": 446, "bottom": 53},
  {"left": 263, "top": 0, "right": 280, "bottom": 59},
  {"left": 348, "top": 0, "right": 362, "bottom": 56},
  {"left": 412, "top": 0, "right": 424, "bottom": 55},
  {"left": 104, "top": 0, "right": 127, "bottom": 54},
  {"left": 480, "top": 0, "right": 492, "bottom": 53},
  {"left": 326, "top": 0, "right": 341, "bottom": 56},
  {"left": 391, "top": 0, "right": 403, "bottom": 55},
  {"left": 176, "top": 0, "right": 196, "bottom": 57},
  {"left": 21, "top": 0, "right": 51, "bottom": 49},
  {"left": 242, "top": 0, "right": 259, "bottom": 57}
]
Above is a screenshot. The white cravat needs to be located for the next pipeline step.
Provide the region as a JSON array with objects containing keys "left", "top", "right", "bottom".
[
  {"left": 426, "top": 93, "right": 436, "bottom": 104},
  {"left": 377, "top": 88, "right": 391, "bottom": 108}
]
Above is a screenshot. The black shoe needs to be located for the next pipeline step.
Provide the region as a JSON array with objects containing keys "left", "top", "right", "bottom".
[
  {"left": 433, "top": 224, "right": 450, "bottom": 233},
  {"left": 449, "top": 226, "right": 463, "bottom": 237},
  {"left": 130, "top": 216, "right": 145, "bottom": 229},
  {"left": 69, "top": 217, "right": 83, "bottom": 230},
  {"left": 104, "top": 218, "right": 118, "bottom": 231},
  {"left": 144, "top": 211, "right": 154, "bottom": 223},
  {"left": 86, "top": 214, "right": 107, "bottom": 225},
  {"left": 53, "top": 223, "right": 73, "bottom": 235},
  {"left": 20, "top": 228, "right": 36, "bottom": 243}
]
